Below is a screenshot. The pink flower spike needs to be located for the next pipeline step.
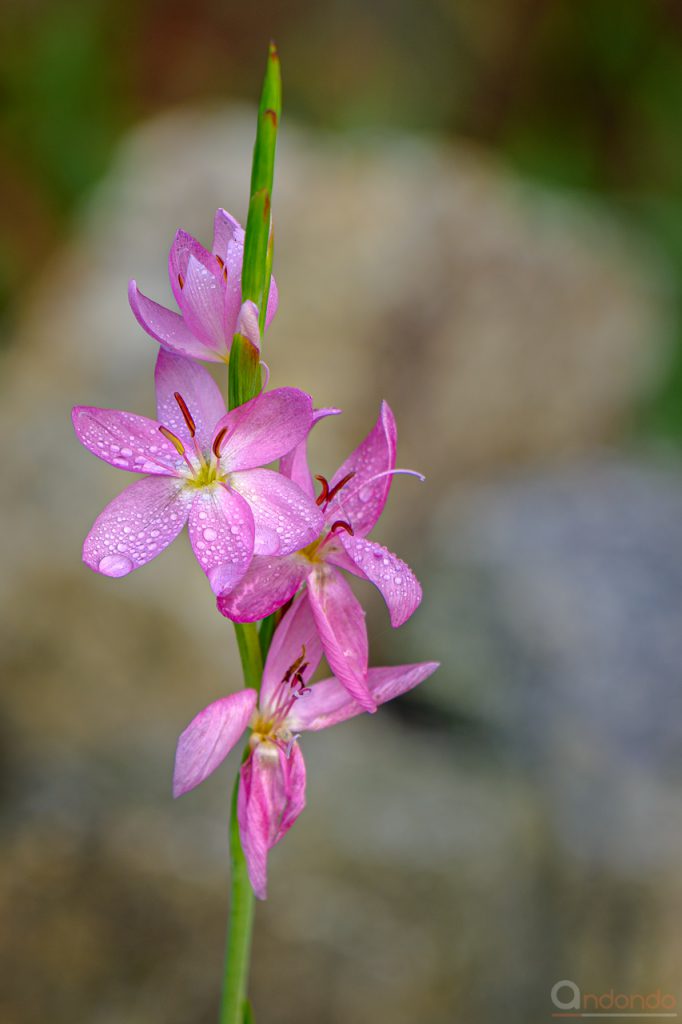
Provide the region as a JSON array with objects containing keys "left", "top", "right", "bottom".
[
  {"left": 238, "top": 742, "right": 306, "bottom": 900},
  {"left": 338, "top": 534, "right": 422, "bottom": 627},
  {"left": 173, "top": 689, "right": 258, "bottom": 797},
  {"left": 306, "top": 570, "right": 376, "bottom": 712},
  {"left": 289, "top": 661, "right": 440, "bottom": 732}
]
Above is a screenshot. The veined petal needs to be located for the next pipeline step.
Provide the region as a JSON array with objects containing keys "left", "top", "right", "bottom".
[
  {"left": 260, "top": 593, "right": 323, "bottom": 712},
  {"left": 306, "top": 566, "right": 375, "bottom": 712},
  {"left": 72, "top": 406, "right": 181, "bottom": 475},
  {"left": 340, "top": 535, "right": 422, "bottom": 627},
  {"left": 212, "top": 207, "right": 243, "bottom": 261},
  {"left": 326, "top": 401, "right": 397, "bottom": 537},
  {"left": 173, "top": 689, "right": 258, "bottom": 797},
  {"left": 168, "top": 228, "right": 217, "bottom": 306},
  {"left": 280, "top": 407, "right": 342, "bottom": 499},
  {"left": 216, "top": 388, "right": 314, "bottom": 471},
  {"left": 128, "top": 280, "right": 219, "bottom": 361},
  {"left": 178, "top": 254, "right": 226, "bottom": 350},
  {"left": 230, "top": 469, "right": 323, "bottom": 557},
  {"left": 154, "top": 349, "right": 226, "bottom": 453},
  {"left": 290, "top": 662, "right": 440, "bottom": 732},
  {"left": 238, "top": 741, "right": 306, "bottom": 900},
  {"left": 83, "top": 476, "right": 189, "bottom": 577},
  {"left": 188, "top": 485, "right": 255, "bottom": 595},
  {"left": 217, "top": 553, "right": 310, "bottom": 622}
]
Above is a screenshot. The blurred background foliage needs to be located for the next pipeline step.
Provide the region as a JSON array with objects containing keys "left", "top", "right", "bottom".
[{"left": 1, "top": 0, "right": 681, "bottom": 432}]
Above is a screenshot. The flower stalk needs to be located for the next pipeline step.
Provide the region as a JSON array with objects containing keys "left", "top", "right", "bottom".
[{"left": 221, "top": 41, "right": 282, "bottom": 1024}]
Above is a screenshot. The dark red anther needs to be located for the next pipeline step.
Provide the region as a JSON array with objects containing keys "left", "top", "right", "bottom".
[
  {"left": 212, "top": 426, "right": 228, "bottom": 458},
  {"left": 326, "top": 471, "right": 356, "bottom": 503},
  {"left": 283, "top": 646, "right": 307, "bottom": 684},
  {"left": 315, "top": 475, "right": 330, "bottom": 507},
  {"left": 329, "top": 519, "right": 354, "bottom": 537},
  {"left": 178, "top": 273, "right": 185, "bottom": 289},
  {"left": 215, "top": 255, "right": 228, "bottom": 282},
  {"left": 174, "top": 392, "right": 196, "bottom": 437},
  {"left": 159, "top": 425, "right": 186, "bottom": 456}
]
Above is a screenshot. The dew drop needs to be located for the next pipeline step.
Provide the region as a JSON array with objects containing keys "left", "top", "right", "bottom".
[
  {"left": 98, "top": 554, "right": 133, "bottom": 576},
  {"left": 120, "top": 447, "right": 133, "bottom": 458},
  {"left": 203, "top": 528, "right": 218, "bottom": 542}
]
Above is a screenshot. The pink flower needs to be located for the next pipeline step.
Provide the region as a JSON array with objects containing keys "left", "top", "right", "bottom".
[
  {"left": 173, "top": 595, "right": 439, "bottom": 898},
  {"left": 72, "top": 350, "right": 323, "bottom": 593},
  {"left": 217, "top": 403, "right": 423, "bottom": 711},
  {"left": 128, "top": 209, "right": 278, "bottom": 362}
]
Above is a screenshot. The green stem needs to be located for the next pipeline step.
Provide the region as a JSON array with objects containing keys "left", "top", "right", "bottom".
[
  {"left": 233, "top": 622, "right": 263, "bottom": 689},
  {"left": 220, "top": 778, "right": 256, "bottom": 1024}
]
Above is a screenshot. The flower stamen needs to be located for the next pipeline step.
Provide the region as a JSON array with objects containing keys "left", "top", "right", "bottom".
[{"left": 159, "top": 425, "right": 196, "bottom": 475}]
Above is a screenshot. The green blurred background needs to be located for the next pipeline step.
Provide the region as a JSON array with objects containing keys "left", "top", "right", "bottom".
[{"left": 2, "top": 0, "right": 682, "bottom": 431}]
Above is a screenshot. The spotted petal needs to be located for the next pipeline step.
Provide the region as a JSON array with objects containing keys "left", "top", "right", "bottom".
[
  {"left": 72, "top": 406, "right": 182, "bottom": 476},
  {"left": 339, "top": 534, "right": 422, "bottom": 627},
  {"left": 230, "top": 469, "right": 323, "bottom": 557},
  {"left": 216, "top": 388, "right": 314, "bottom": 472},
  {"left": 290, "top": 661, "right": 440, "bottom": 732},
  {"left": 173, "top": 688, "right": 258, "bottom": 797},
  {"left": 83, "top": 476, "right": 189, "bottom": 578},
  {"left": 188, "top": 485, "right": 255, "bottom": 595},
  {"left": 326, "top": 401, "right": 397, "bottom": 537},
  {"left": 154, "top": 349, "right": 226, "bottom": 453},
  {"left": 128, "top": 280, "right": 218, "bottom": 361},
  {"left": 306, "top": 569, "right": 376, "bottom": 712},
  {"left": 217, "top": 553, "right": 310, "bottom": 622}
]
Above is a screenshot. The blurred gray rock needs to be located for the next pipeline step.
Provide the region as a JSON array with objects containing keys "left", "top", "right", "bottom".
[{"left": 410, "top": 457, "right": 682, "bottom": 875}]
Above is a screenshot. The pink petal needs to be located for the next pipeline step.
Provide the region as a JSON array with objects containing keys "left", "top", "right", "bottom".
[
  {"left": 128, "top": 280, "right": 219, "bottom": 362},
  {"left": 173, "top": 689, "right": 257, "bottom": 797},
  {"left": 211, "top": 209, "right": 278, "bottom": 330},
  {"left": 230, "top": 468, "right": 323, "bottom": 556},
  {"left": 217, "top": 553, "right": 310, "bottom": 622},
  {"left": 216, "top": 388, "right": 314, "bottom": 472},
  {"left": 340, "top": 535, "right": 422, "bottom": 627},
  {"left": 290, "top": 662, "right": 440, "bottom": 732},
  {"left": 326, "top": 401, "right": 397, "bottom": 537},
  {"left": 212, "top": 208, "right": 243, "bottom": 261},
  {"left": 83, "top": 475, "right": 190, "bottom": 577},
  {"left": 260, "top": 593, "right": 324, "bottom": 712},
  {"left": 188, "top": 485, "right": 255, "bottom": 595},
  {"left": 306, "top": 566, "right": 376, "bottom": 713},
  {"left": 280, "top": 407, "right": 342, "bottom": 499},
  {"left": 238, "top": 741, "right": 306, "bottom": 900},
  {"left": 235, "top": 300, "right": 261, "bottom": 351},
  {"left": 178, "top": 254, "right": 227, "bottom": 350},
  {"left": 212, "top": 208, "right": 244, "bottom": 334},
  {"left": 168, "top": 228, "right": 217, "bottom": 306},
  {"left": 72, "top": 406, "right": 182, "bottom": 476},
  {"left": 154, "top": 348, "right": 226, "bottom": 453}
]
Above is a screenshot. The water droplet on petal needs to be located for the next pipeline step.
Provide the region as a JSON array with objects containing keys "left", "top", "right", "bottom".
[
  {"left": 120, "top": 447, "right": 133, "bottom": 458},
  {"left": 203, "top": 528, "right": 217, "bottom": 542},
  {"left": 98, "top": 554, "right": 133, "bottom": 577}
]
